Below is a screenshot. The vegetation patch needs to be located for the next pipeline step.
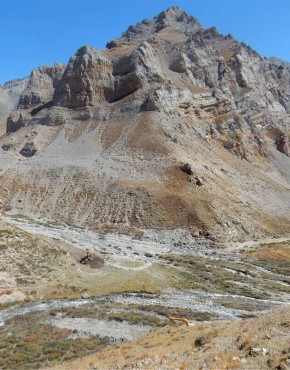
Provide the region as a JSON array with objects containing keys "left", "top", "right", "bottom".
[
  {"left": 108, "top": 311, "right": 166, "bottom": 327},
  {"left": 51, "top": 302, "right": 166, "bottom": 327},
  {"left": 158, "top": 254, "right": 272, "bottom": 299},
  {"left": 244, "top": 242, "right": 290, "bottom": 276},
  {"left": 0, "top": 311, "right": 112, "bottom": 369},
  {"left": 214, "top": 299, "right": 267, "bottom": 312},
  {"left": 52, "top": 300, "right": 216, "bottom": 330}
]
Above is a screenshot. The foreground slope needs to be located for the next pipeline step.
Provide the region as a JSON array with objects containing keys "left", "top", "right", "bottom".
[
  {"left": 0, "top": 7, "right": 290, "bottom": 242},
  {"left": 50, "top": 306, "right": 290, "bottom": 370}
]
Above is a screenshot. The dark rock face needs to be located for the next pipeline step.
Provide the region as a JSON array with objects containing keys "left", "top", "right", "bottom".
[
  {"left": 106, "top": 40, "right": 119, "bottom": 49},
  {"left": 19, "top": 142, "right": 37, "bottom": 157},
  {"left": 6, "top": 113, "right": 25, "bottom": 133},
  {"left": 275, "top": 133, "right": 290, "bottom": 156},
  {"left": 18, "top": 91, "right": 42, "bottom": 108}
]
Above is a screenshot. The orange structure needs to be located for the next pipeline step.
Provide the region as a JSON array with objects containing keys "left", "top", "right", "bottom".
[{"left": 168, "top": 317, "right": 194, "bottom": 327}]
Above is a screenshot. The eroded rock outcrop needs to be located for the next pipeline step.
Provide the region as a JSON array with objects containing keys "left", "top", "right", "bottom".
[
  {"left": 53, "top": 46, "right": 112, "bottom": 108},
  {"left": 18, "top": 64, "right": 65, "bottom": 109},
  {"left": 143, "top": 86, "right": 192, "bottom": 113},
  {"left": 109, "top": 42, "right": 164, "bottom": 102},
  {"left": 32, "top": 107, "right": 67, "bottom": 126}
]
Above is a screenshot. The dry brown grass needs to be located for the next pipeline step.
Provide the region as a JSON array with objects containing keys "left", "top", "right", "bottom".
[
  {"left": 156, "top": 27, "right": 188, "bottom": 44},
  {"left": 114, "top": 162, "right": 215, "bottom": 230},
  {"left": 220, "top": 48, "right": 234, "bottom": 61},
  {"left": 103, "top": 44, "right": 138, "bottom": 59},
  {"left": 126, "top": 112, "right": 170, "bottom": 154},
  {"left": 101, "top": 120, "right": 126, "bottom": 151},
  {"left": 245, "top": 242, "right": 290, "bottom": 261},
  {"left": 67, "top": 120, "right": 91, "bottom": 143},
  {"left": 264, "top": 127, "right": 283, "bottom": 140},
  {"left": 214, "top": 352, "right": 242, "bottom": 369}
]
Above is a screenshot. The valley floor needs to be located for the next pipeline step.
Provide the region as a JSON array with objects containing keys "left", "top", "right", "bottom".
[{"left": 0, "top": 215, "right": 289, "bottom": 369}]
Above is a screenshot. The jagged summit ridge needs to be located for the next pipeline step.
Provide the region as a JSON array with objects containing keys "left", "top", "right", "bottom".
[
  {"left": 125, "top": 6, "right": 201, "bottom": 36},
  {"left": 107, "top": 6, "right": 202, "bottom": 47}
]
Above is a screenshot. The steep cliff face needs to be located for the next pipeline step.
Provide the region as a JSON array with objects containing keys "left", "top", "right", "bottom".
[
  {"left": 18, "top": 64, "right": 65, "bottom": 109},
  {"left": 54, "top": 47, "right": 111, "bottom": 108},
  {"left": 1, "top": 7, "right": 290, "bottom": 241}
]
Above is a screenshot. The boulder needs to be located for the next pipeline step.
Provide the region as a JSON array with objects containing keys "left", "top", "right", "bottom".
[
  {"left": 2, "top": 143, "right": 14, "bottom": 151},
  {"left": 180, "top": 163, "right": 193, "bottom": 175},
  {"left": 6, "top": 113, "right": 25, "bottom": 133},
  {"left": 275, "top": 133, "right": 290, "bottom": 156},
  {"left": 250, "top": 348, "right": 268, "bottom": 356},
  {"left": 20, "top": 142, "right": 37, "bottom": 157}
]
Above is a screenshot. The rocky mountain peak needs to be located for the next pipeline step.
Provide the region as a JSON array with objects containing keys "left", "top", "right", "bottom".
[
  {"left": 1, "top": 7, "right": 290, "bottom": 242},
  {"left": 155, "top": 6, "right": 202, "bottom": 32},
  {"left": 114, "top": 6, "right": 201, "bottom": 43}
]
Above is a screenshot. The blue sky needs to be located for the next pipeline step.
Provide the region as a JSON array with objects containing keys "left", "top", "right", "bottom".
[{"left": 0, "top": 0, "right": 289, "bottom": 84}]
